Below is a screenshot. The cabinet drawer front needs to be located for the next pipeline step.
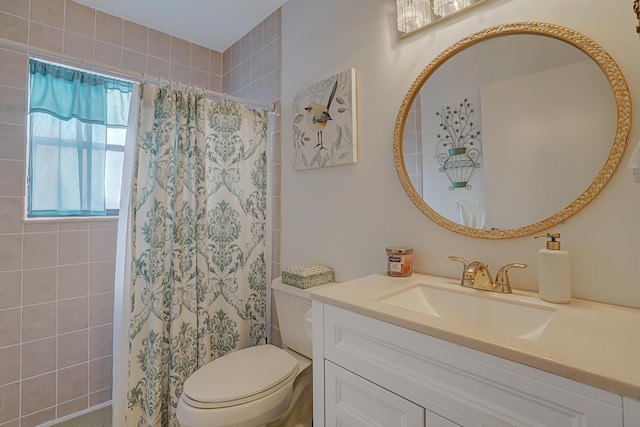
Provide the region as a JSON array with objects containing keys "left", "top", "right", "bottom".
[
  {"left": 323, "top": 305, "right": 622, "bottom": 427},
  {"left": 623, "top": 397, "right": 640, "bottom": 425},
  {"left": 427, "top": 411, "right": 463, "bottom": 427},
  {"left": 325, "top": 361, "right": 424, "bottom": 427}
]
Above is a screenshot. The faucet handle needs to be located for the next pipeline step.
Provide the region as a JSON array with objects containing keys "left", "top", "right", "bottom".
[
  {"left": 448, "top": 256, "right": 469, "bottom": 266},
  {"left": 449, "top": 255, "right": 470, "bottom": 286},
  {"left": 494, "top": 263, "right": 527, "bottom": 293},
  {"left": 449, "top": 256, "right": 470, "bottom": 287}
]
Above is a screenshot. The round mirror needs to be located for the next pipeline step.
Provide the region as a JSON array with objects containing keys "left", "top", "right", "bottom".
[{"left": 394, "top": 22, "right": 631, "bottom": 239}]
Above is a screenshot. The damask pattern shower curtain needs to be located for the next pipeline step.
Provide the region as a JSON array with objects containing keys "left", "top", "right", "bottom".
[{"left": 125, "top": 83, "right": 268, "bottom": 426}]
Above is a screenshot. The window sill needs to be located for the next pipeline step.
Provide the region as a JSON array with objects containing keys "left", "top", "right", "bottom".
[{"left": 23, "top": 215, "right": 119, "bottom": 223}]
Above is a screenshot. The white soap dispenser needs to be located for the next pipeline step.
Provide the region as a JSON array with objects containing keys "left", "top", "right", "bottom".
[{"left": 535, "top": 233, "right": 571, "bottom": 304}]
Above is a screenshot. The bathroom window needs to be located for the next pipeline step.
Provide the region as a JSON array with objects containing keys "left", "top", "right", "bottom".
[{"left": 27, "top": 58, "right": 133, "bottom": 218}]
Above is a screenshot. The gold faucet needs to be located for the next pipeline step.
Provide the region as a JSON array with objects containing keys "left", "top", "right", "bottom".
[{"left": 448, "top": 256, "right": 527, "bottom": 294}]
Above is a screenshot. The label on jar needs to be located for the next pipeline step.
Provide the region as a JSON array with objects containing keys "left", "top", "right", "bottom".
[
  {"left": 387, "top": 252, "right": 412, "bottom": 276},
  {"left": 388, "top": 255, "right": 404, "bottom": 273}
]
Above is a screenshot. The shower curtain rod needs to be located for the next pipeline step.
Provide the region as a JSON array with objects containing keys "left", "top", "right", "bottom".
[{"left": 0, "top": 37, "right": 277, "bottom": 114}]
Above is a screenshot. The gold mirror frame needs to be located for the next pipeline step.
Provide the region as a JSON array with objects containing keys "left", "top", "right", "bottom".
[{"left": 393, "top": 22, "right": 631, "bottom": 239}]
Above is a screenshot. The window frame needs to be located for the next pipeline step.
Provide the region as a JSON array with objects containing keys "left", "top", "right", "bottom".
[{"left": 25, "top": 58, "right": 133, "bottom": 220}]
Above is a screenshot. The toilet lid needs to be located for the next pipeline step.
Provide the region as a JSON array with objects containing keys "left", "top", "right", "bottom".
[{"left": 182, "top": 345, "right": 299, "bottom": 409}]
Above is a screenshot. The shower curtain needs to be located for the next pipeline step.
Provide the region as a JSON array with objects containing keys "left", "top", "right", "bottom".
[{"left": 114, "top": 83, "right": 269, "bottom": 427}]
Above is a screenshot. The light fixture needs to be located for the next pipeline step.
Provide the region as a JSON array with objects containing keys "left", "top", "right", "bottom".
[
  {"left": 396, "top": 0, "right": 431, "bottom": 34},
  {"left": 433, "top": 0, "right": 471, "bottom": 17}
]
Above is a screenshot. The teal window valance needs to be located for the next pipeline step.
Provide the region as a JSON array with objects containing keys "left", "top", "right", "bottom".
[
  {"left": 28, "top": 59, "right": 134, "bottom": 218},
  {"left": 29, "top": 59, "right": 132, "bottom": 127}
]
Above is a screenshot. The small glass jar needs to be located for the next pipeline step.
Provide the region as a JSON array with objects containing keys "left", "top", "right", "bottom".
[{"left": 386, "top": 247, "right": 413, "bottom": 277}]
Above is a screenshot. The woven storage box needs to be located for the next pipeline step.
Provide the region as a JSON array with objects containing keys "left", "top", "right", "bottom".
[{"left": 281, "top": 264, "right": 334, "bottom": 289}]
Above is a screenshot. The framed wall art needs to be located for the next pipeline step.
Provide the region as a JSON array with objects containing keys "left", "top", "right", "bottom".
[{"left": 292, "top": 68, "right": 357, "bottom": 170}]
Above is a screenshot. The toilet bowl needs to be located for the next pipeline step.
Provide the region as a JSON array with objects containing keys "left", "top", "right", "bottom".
[{"left": 176, "top": 278, "right": 326, "bottom": 427}]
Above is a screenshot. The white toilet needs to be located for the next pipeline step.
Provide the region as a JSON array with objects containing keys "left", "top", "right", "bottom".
[{"left": 176, "top": 278, "right": 323, "bottom": 427}]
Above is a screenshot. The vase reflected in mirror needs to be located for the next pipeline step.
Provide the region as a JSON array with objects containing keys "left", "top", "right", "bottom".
[{"left": 433, "top": 0, "right": 471, "bottom": 17}]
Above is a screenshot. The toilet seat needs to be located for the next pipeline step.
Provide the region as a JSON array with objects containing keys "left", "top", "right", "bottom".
[{"left": 181, "top": 345, "right": 299, "bottom": 409}]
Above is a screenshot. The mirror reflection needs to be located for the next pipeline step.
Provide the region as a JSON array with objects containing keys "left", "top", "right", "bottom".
[
  {"left": 394, "top": 23, "right": 630, "bottom": 239},
  {"left": 404, "top": 35, "right": 616, "bottom": 230}
]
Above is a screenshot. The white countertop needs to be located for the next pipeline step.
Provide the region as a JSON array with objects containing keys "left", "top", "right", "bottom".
[{"left": 309, "top": 272, "right": 640, "bottom": 400}]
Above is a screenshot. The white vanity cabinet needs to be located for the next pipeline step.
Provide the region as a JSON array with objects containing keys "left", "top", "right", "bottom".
[
  {"left": 325, "top": 361, "right": 425, "bottom": 426},
  {"left": 325, "top": 360, "right": 460, "bottom": 426},
  {"left": 313, "top": 302, "right": 625, "bottom": 427},
  {"left": 624, "top": 396, "right": 640, "bottom": 425}
]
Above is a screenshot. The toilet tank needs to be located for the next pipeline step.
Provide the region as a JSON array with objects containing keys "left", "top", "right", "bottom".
[{"left": 271, "top": 278, "right": 330, "bottom": 359}]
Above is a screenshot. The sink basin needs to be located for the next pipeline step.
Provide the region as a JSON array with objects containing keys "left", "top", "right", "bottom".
[{"left": 377, "top": 284, "right": 556, "bottom": 341}]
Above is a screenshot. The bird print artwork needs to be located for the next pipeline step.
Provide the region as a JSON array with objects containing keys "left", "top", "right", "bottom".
[
  {"left": 293, "top": 68, "right": 358, "bottom": 170},
  {"left": 304, "top": 80, "right": 338, "bottom": 151}
]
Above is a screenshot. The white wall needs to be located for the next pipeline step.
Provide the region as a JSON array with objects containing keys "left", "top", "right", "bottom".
[
  {"left": 280, "top": 0, "right": 640, "bottom": 307},
  {"left": 482, "top": 59, "right": 614, "bottom": 229}
]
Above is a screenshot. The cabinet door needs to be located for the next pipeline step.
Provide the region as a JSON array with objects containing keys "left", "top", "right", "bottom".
[
  {"left": 624, "top": 397, "right": 640, "bottom": 426},
  {"left": 426, "top": 411, "right": 462, "bottom": 427},
  {"left": 325, "top": 361, "right": 424, "bottom": 427}
]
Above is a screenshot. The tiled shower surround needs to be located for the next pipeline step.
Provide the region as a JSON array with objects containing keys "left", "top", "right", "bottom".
[
  {"left": 403, "top": 98, "right": 423, "bottom": 196},
  {"left": 0, "top": 1, "right": 281, "bottom": 425}
]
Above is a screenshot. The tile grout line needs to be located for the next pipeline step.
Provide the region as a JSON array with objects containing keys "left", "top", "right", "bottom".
[
  {"left": 86, "top": 222, "right": 91, "bottom": 406},
  {"left": 55, "top": 219, "right": 60, "bottom": 421}
]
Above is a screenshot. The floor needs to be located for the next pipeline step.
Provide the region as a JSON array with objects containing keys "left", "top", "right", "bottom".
[{"left": 51, "top": 406, "right": 112, "bottom": 427}]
